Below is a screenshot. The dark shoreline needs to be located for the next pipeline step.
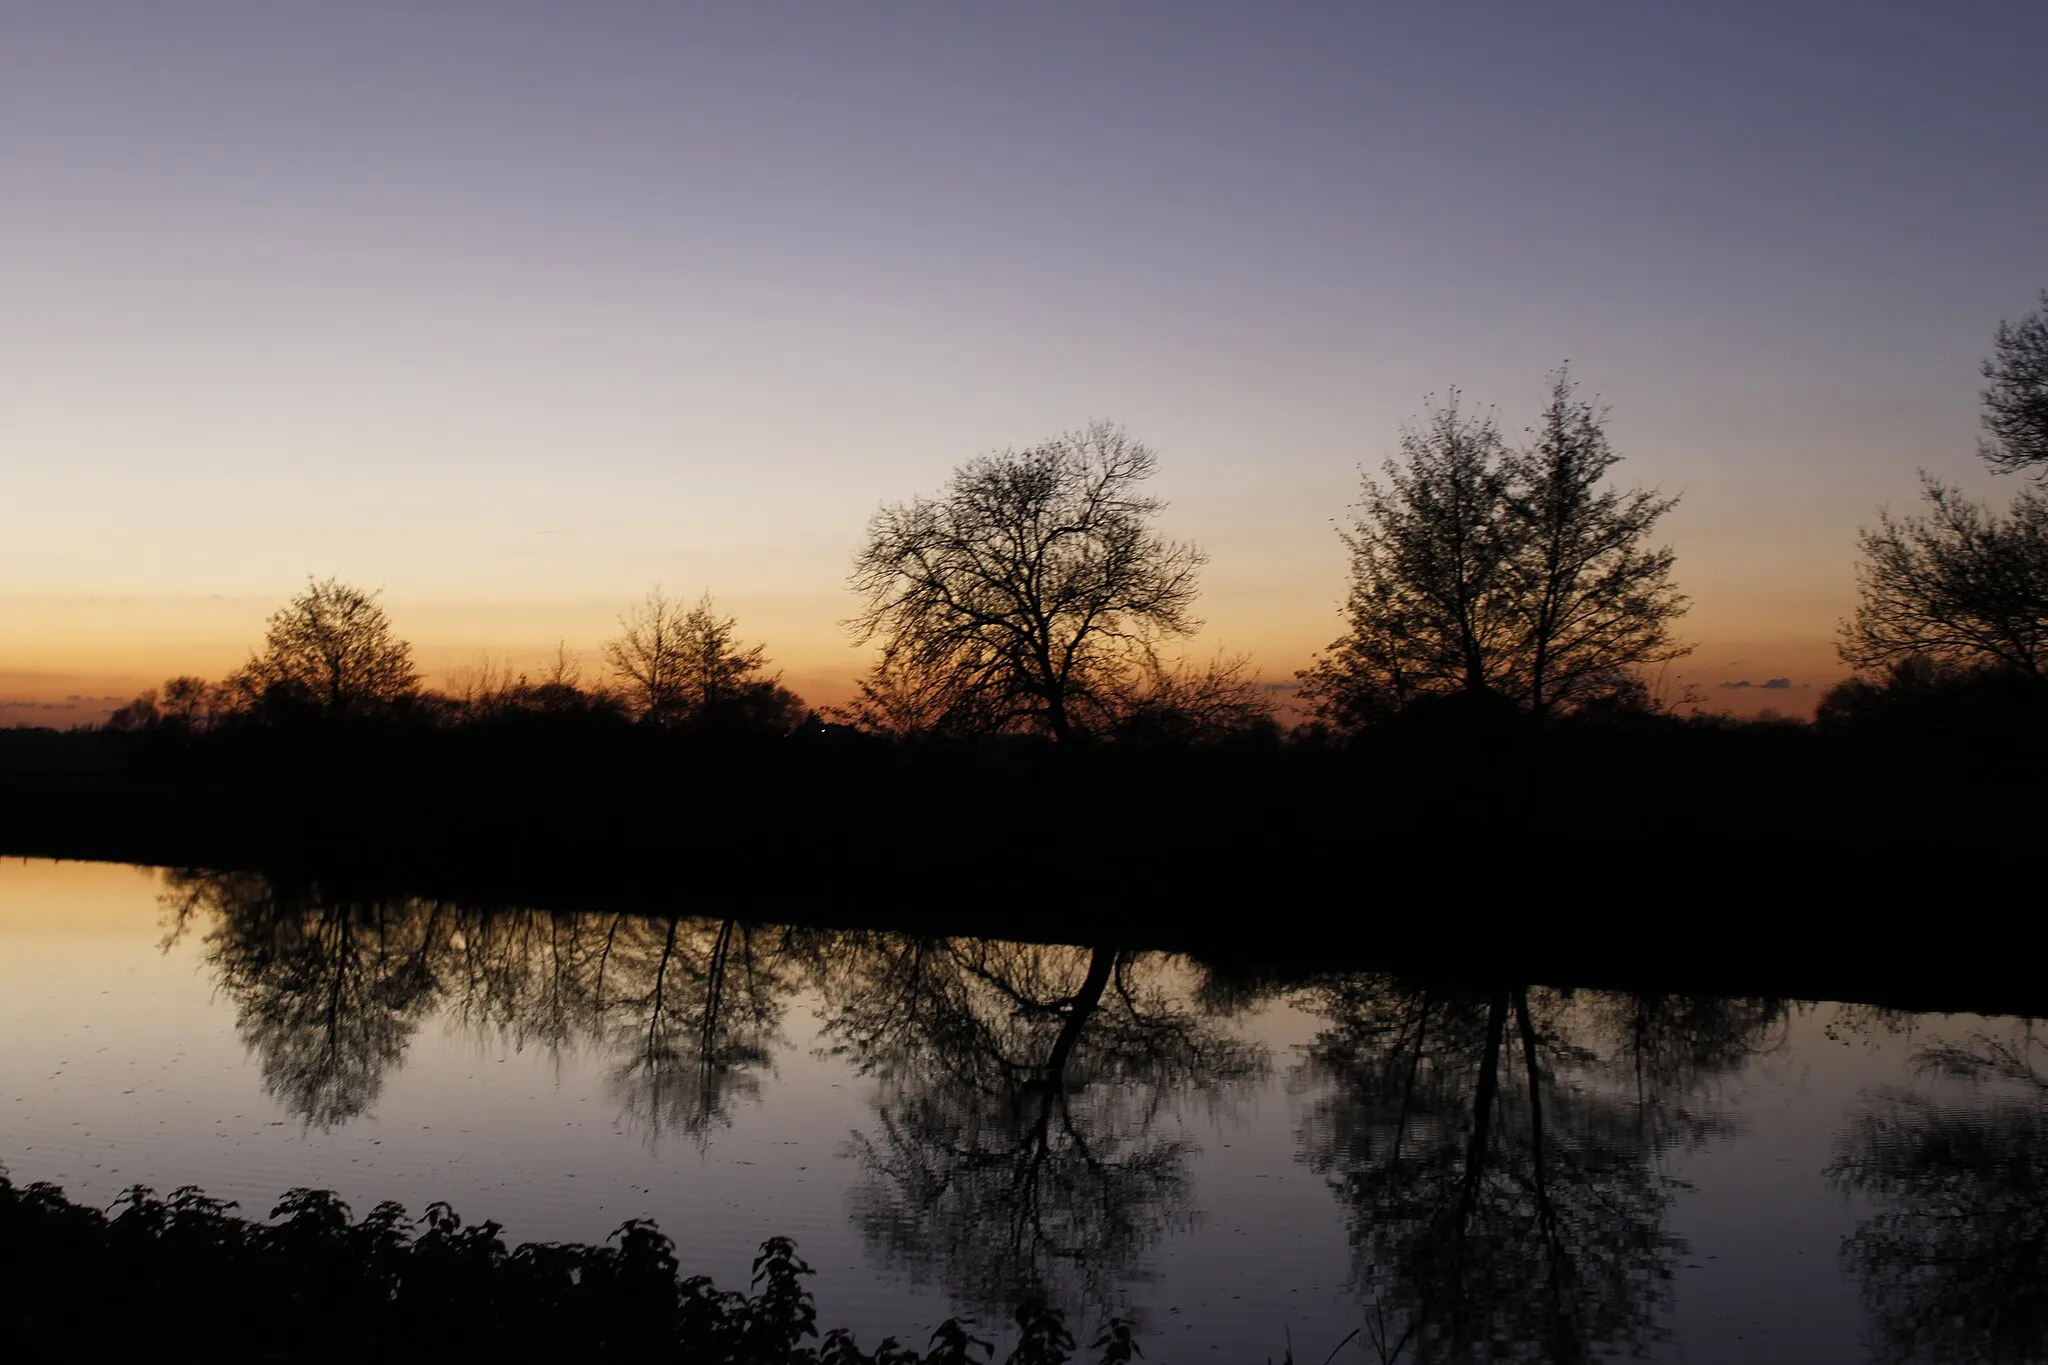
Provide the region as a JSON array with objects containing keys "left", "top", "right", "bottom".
[{"left": 4, "top": 763, "right": 2036, "bottom": 1020}]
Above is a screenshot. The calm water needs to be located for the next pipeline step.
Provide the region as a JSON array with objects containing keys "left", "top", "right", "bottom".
[{"left": 2, "top": 858, "right": 2041, "bottom": 1363}]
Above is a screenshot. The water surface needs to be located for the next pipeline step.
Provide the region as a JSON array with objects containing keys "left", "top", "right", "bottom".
[{"left": 2, "top": 858, "right": 2039, "bottom": 1363}]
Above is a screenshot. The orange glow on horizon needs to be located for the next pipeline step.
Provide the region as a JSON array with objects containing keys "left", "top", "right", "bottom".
[{"left": 1, "top": 588, "right": 1847, "bottom": 725}]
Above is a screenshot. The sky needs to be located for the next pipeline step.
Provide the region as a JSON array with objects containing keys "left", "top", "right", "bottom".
[{"left": 3, "top": 0, "right": 2044, "bottom": 722}]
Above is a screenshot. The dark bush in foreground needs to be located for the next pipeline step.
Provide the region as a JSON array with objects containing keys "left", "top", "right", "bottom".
[{"left": 0, "top": 1171, "right": 1141, "bottom": 1364}]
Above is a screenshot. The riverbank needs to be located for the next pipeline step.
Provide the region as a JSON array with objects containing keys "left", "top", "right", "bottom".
[{"left": 2, "top": 757, "right": 2036, "bottom": 1020}]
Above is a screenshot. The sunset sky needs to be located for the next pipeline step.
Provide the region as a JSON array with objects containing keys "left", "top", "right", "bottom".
[{"left": 4, "top": 0, "right": 2044, "bottom": 723}]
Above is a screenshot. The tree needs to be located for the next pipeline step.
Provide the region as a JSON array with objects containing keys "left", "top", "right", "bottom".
[
  {"left": 1980, "top": 287, "right": 2048, "bottom": 479},
  {"left": 231, "top": 577, "right": 419, "bottom": 718},
  {"left": 848, "top": 423, "right": 1205, "bottom": 743},
  {"left": 604, "top": 588, "right": 803, "bottom": 732},
  {"left": 1839, "top": 478, "right": 2048, "bottom": 679},
  {"left": 1301, "top": 374, "right": 1686, "bottom": 727},
  {"left": 1300, "top": 392, "right": 1514, "bottom": 727},
  {"left": 1502, "top": 374, "right": 1689, "bottom": 716}
]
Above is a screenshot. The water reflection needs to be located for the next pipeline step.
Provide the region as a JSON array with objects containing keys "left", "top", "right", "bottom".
[
  {"left": 167, "top": 871, "right": 440, "bottom": 1128},
  {"left": 1831, "top": 1022, "right": 2048, "bottom": 1365},
  {"left": 816, "top": 936, "right": 1266, "bottom": 1317},
  {"left": 145, "top": 867, "right": 2048, "bottom": 1361},
  {"left": 1293, "top": 978, "right": 1785, "bottom": 1363},
  {"left": 595, "top": 916, "right": 794, "bottom": 1147},
  {"left": 164, "top": 872, "right": 799, "bottom": 1144}
]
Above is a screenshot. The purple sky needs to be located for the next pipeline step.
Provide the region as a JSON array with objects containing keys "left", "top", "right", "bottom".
[{"left": 3, "top": 0, "right": 2044, "bottom": 715}]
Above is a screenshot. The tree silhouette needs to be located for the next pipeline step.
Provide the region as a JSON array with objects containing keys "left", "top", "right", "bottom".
[
  {"left": 848, "top": 423, "right": 1205, "bottom": 743},
  {"left": 227, "top": 577, "right": 420, "bottom": 718},
  {"left": 1301, "top": 376, "right": 1686, "bottom": 727},
  {"left": 814, "top": 934, "right": 1264, "bottom": 1317},
  {"left": 1980, "top": 287, "right": 2048, "bottom": 480},
  {"left": 1500, "top": 372, "right": 1689, "bottom": 717},
  {"left": 1293, "top": 977, "right": 1779, "bottom": 1363},
  {"left": 604, "top": 588, "right": 803, "bottom": 733},
  {"left": 1839, "top": 477, "right": 2047, "bottom": 679}
]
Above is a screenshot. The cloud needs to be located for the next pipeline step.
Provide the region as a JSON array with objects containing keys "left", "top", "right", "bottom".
[
  {"left": 1718, "top": 680, "right": 1753, "bottom": 689},
  {"left": 1760, "top": 678, "right": 1793, "bottom": 689}
]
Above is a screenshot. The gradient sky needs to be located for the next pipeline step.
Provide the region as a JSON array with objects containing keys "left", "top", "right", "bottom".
[{"left": 4, "top": 0, "right": 2044, "bottom": 721}]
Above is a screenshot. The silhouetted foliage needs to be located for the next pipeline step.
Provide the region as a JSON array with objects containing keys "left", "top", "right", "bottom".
[
  {"left": 1980, "top": 287, "right": 2048, "bottom": 479},
  {"left": 1301, "top": 373, "right": 1686, "bottom": 730},
  {"left": 1839, "top": 477, "right": 2048, "bottom": 679},
  {"left": 0, "top": 1173, "right": 1147, "bottom": 1364},
  {"left": 605, "top": 587, "right": 805, "bottom": 734},
  {"left": 1103, "top": 653, "right": 1281, "bottom": 749},
  {"left": 226, "top": 576, "right": 421, "bottom": 719},
  {"left": 1830, "top": 1023, "right": 2048, "bottom": 1365},
  {"left": 848, "top": 423, "right": 1205, "bottom": 743},
  {"left": 104, "top": 674, "right": 223, "bottom": 734},
  {"left": 1817, "top": 655, "right": 2048, "bottom": 756}
]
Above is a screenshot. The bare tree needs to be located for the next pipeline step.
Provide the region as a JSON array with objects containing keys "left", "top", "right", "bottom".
[
  {"left": 1839, "top": 477, "right": 2048, "bottom": 678},
  {"left": 848, "top": 423, "right": 1205, "bottom": 743},
  {"left": 605, "top": 588, "right": 801, "bottom": 731},
  {"left": 1503, "top": 371, "right": 1689, "bottom": 716},
  {"left": 1980, "top": 287, "right": 2048, "bottom": 479},
  {"left": 604, "top": 587, "right": 691, "bottom": 722},
  {"left": 1301, "top": 376, "right": 1686, "bottom": 728},
  {"left": 1106, "top": 652, "right": 1280, "bottom": 746},
  {"left": 1299, "top": 393, "right": 1517, "bottom": 726},
  {"left": 230, "top": 577, "right": 419, "bottom": 717}
]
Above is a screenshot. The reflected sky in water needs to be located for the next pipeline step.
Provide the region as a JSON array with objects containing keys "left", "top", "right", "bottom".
[{"left": 2, "top": 858, "right": 2040, "bottom": 1363}]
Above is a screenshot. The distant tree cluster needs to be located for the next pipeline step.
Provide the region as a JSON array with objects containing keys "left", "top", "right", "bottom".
[
  {"left": 107, "top": 577, "right": 803, "bottom": 745},
  {"left": 604, "top": 587, "right": 806, "bottom": 733}
]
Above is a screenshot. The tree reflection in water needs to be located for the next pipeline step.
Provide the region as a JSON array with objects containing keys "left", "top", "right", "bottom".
[
  {"left": 164, "top": 871, "right": 444, "bottom": 1129},
  {"left": 597, "top": 915, "right": 792, "bottom": 1147},
  {"left": 160, "top": 869, "right": 1828, "bottom": 1358},
  {"left": 1293, "top": 977, "right": 1784, "bottom": 1364},
  {"left": 161, "top": 872, "right": 795, "bottom": 1146},
  {"left": 1831, "top": 1023, "right": 2048, "bottom": 1365},
  {"left": 814, "top": 935, "right": 1267, "bottom": 1321}
]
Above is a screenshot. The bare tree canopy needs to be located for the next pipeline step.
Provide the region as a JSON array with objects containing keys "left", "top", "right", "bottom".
[
  {"left": 604, "top": 587, "right": 802, "bottom": 731},
  {"left": 847, "top": 422, "right": 1205, "bottom": 742},
  {"left": 232, "top": 577, "right": 419, "bottom": 717},
  {"left": 1980, "top": 288, "right": 2048, "bottom": 479},
  {"left": 1505, "top": 373, "right": 1690, "bottom": 715},
  {"left": 1839, "top": 477, "right": 2048, "bottom": 678},
  {"left": 1302, "top": 373, "right": 1687, "bottom": 727}
]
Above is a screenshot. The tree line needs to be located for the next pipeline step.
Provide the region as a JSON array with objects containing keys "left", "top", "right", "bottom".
[{"left": 101, "top": 289, "right": 2048, "bottom": 747}]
